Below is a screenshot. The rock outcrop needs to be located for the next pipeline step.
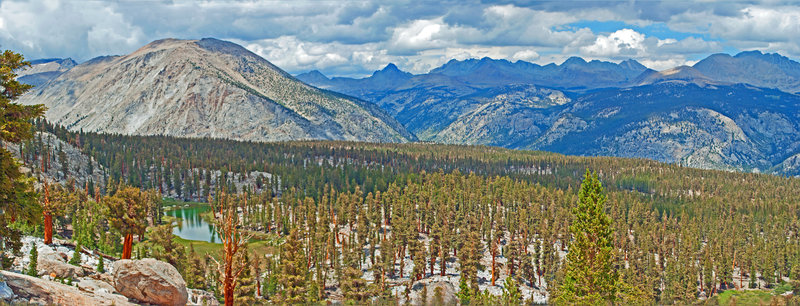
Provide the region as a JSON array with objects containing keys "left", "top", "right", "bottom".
[
  {"left": 1, "top": 270, "right": 133, "bottom": 305},
  {"left": 36, "top": 245, "right": 84, "bottom": 279},
  {"left": 188, "top": 288, "right": 221, "bottom": 306},
  {"left": 112, "top": 258, "right": 188, "bottom": 306}
]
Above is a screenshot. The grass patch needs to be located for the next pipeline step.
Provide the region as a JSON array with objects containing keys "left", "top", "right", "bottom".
[
  {"left": 713, "top": 282, "right": 800, "bottom": 305},
  {"left": 161, "top": 198, "right": 206, "bottom": 209},
  {"left": 715, "top": 289, "right": 772, "bottom": 305},
  {"left": 174, "top": 235, "right": 280, "bottom": 260}
]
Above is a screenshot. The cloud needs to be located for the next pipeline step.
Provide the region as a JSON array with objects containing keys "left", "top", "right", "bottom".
[
  {"left": 0, "top": 0, "right": 794, "bottom": 77},
  {"left": 581, "top": 29, "right": 646, "bottom": 57},
  {"left": 669, "top": 5, "right": 800, "bottom": 43},
  {"left": 0, "top": 0, "right": 146, "bottom": 59},
  {"left": 576, "top": 28, "right": 721, "bottom": 71},
  {"left": 242, "top": 36, "right": 361, "bottom": 71},
  {"left": 389, "top": 18, "right": 453, "bottom": 54},
  {"left": 512, "top": 50, "right": 540, "bottom": 61}
]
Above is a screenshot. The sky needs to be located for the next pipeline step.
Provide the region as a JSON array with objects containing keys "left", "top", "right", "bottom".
[{"left": 0, "top": 0, "right": 799, "bottom": 77}]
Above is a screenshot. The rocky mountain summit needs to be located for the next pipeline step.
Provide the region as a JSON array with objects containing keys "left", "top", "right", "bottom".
[{"left": 19, "top": 38, "right": 414, "bottom": 143}]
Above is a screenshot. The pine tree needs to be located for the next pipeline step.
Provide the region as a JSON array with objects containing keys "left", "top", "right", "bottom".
[
  {"left": 340, "top": 245, "right": 370, "bottom": 302},
  {"left": 379, "top": 236, "right": 394, "bottom": 285},
  {"left": 26, "top": 245, "right": 38, "bottom": 277},
  {"left": 555, "top": 170, "right": 620, "bottom": 304},
  {"left": 97, "top": 255, "right": 105, "bottom": 273},
  {"left": 273, "top": 228, "right": 307, "bottom": 304},
  {"left": 0, "top": 50, "right": 45, "bottom": 254},
  {"left": 501, "top": 277, "right": 522, "bottom": 305},
  {"left": 69, "top": 240, "right": 82, "bottom": 266},
  {"left": 185, "top": 246, "right": 206, "bottom": 289},
  {"left": 148, "top": 222, "right": 187, "bottom": 272},
  {"left": 42, "top": 183, "right": 54, "bottom": 245},
  {"left": 103, "top": 185, "right": 149, "bottom": 259},
  {"left": 234, "top": 251, "right": 257, "bottom": 305},
  {"left": 520, "top": 251, "right": 536, "bottom": 289},
  {"left": 457, "top": 277, "right": 473, "bottom": 305},
  {"left": 411, "top": 238, "right": 427, "bottom": 281},
  {"left": 459, "top": 216, "right": 482, "bottom": 293}
]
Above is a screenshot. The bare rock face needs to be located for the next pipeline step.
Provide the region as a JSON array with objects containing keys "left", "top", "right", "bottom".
[
  {"left": 1, "top": 270, "right": 133, "bottom": 305},
  {"left": 37, "top": 246, "right": 84, "bottom": 279},
  {"left": 112, "top": 258, "right": 188, "bottom": 306}
]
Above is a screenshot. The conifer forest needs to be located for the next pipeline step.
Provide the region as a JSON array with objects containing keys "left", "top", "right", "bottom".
[{"left": 11, "top": 119, "right": 800, "bottom": 305}]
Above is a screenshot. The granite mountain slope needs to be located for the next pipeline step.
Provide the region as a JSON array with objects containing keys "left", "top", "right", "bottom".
[{"left": 18, "top": 38, "right": 414, "bottom": 143}]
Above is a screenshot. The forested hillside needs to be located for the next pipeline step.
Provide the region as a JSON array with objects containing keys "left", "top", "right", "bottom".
[{"left": 19, "top": 119, "right": 800, "bottom": 304}]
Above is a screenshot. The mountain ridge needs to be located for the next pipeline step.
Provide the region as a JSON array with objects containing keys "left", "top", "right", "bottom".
[
  {"left": 18, "top": 38, "right": 415, "bottom": 143},
  {"left": 16, "top": 58, "right": 77, "bottom": 87},
  {"left": 297, "top": 50, "right": 800, "bottom": 174}
]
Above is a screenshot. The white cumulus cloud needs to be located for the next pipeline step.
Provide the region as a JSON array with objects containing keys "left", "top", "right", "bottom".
[{"left": 581, "top": 29, "right": 647, "bottom": 57}]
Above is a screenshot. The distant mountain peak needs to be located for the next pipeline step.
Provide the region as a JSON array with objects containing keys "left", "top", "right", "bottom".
[
  {"left": 28, "top": 58, "right": 78, "bottom": 66},
  {"left": 382, "top": 63, "right": 400, "bottom": 71},
  {"left": 619, "top": 59, "right": 646, "bottom": 71},
  {"left": 734, "top": 50, "right": 764, "bottom": 57},
  {"left": 372, "top": 63, "right": 412, "bottom": 79},
  {"left": 296, "top": 70, "right": 329, "bottom": 82},
  {"left": 562, "top": 56, "right": 588, "bottom": 66},
  {"left": 17, "top": 57, "right": 78, "bottom": 87}
]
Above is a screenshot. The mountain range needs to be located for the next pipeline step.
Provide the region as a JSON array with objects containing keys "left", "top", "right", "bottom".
[
  {"left": 18, "top": 38, "right": 414, "bottom": 143},
  {"left": 17, "top": 38, "right": 800, "bottom": 175},
  {"left": 298, "top": 50, "right": 800, "bottom": 174}
]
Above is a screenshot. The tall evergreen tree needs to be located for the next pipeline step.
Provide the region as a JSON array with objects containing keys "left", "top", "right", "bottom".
[
  {"left": 26, "top": 245, "right": 38, "bottom": 277},
  {"left": 340, "top": 244, "right": 370, "bottom": 302},
  {"left": 554, "top": 170, "right": 620, "bottom": 304},
  {"left": 273, "top": 228, "right": 307, "bottom": 304},
  {"left": 0, "top": 50, "right": 45, "bottom": 254},
  {"left": 459, "top": 215, "right": 482, "bottom": 293},
  {"left": 69, "top": 240, "right": 82, "bottom": 266},
  {"left": 234, "top": 250, "right": 257, "bottom": 305}
]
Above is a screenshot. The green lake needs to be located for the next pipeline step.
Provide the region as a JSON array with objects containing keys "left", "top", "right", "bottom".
[{"left": 164, "top": 204, "right": 220, "bottom": 243}]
